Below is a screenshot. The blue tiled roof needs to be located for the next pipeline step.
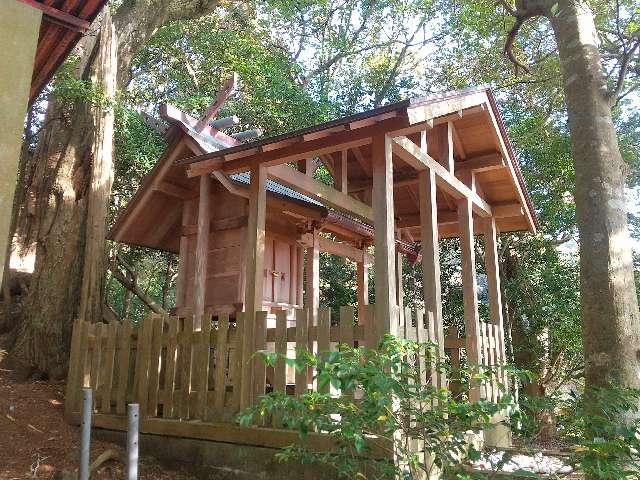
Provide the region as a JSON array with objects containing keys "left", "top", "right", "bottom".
[{"left": 230, "top": 171, "right": 324, "bottom": 207}]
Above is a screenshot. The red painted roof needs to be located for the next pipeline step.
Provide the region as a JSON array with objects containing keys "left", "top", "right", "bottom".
[{"left": 26, "top": 0, "right": 107, "bottom": 104}]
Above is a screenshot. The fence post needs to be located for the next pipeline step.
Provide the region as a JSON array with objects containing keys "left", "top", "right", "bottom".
[
  {"left": 127, "top": 403, "right": 140, "bottom": 480},
  {"left": 79, "top": 388, "right": 92, "bottom": 480}
]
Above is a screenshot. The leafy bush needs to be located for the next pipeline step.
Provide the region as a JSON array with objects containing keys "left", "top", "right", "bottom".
[{"left": 238, "top": 335, "right": 521, "bottom": 478}]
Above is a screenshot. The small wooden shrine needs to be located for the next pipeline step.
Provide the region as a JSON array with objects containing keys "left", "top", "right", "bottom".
[{"left": 66, "top": 79, "right": 537, "bottom": 473}]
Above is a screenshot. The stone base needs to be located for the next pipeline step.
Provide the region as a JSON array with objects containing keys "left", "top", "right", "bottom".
[
  {"left": 95, "top": 428, "right": 340, "bottom": 480},
  {"left": 483, "top": 423, "right": 513, "bottom": 448}
]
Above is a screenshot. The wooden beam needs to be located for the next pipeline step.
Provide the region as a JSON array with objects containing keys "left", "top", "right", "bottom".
[
  {"left": 198, "top": 73, "right": 239, "bottom": 128},
  {"left": 435, "top": 122, "right": 454, "bottom": 173},
  {"left": 451, "top": 122, "right": 467, "bottom": 160},
  {"left": 17, "top": 0, "right": 90, "bottom": 32},
  {"left": 458, "top": 152, "right": 504, "bottom": 172},
  {"left": 193, "top": 176, "right": 211, "bottom": 323},
  {"left": 305, "top": 229, "right": 320, "bottom": 327},
  {"left": 457, "top": 197, "right": 482, "bottom": 402},
  {"left": 406, "top": 90, "right": 488, "bottom": 125},
  {"left": 418, "top": 168, "right": 445, "bottom": 388},
  {"left": 391, "top": 136, "right": 492, "bottom": 217},
  {"left": 300, "top": 234, "right": 368, "bottom": 263},
  {"left": 371, "top": 135, "right": 398, "bottom": 335},
  {"left": 211, "top": 171, "right": 249, "bottom": 198},
  {"left": 153, "top": 181, "right": 192, "bottom": 199},
  {"left": 184, "top": 117, "right": 406, "bottom": 177},
  {"left": 337, "top": 150, "right": 348, "bottom": 194},
  {"left": 267, "top": 164, "right": 373, "bottom": 223}
]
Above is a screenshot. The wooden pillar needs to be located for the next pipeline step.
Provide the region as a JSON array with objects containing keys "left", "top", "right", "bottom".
[
  {"left": 371, "top": 134, "right": 397, "bottom": 335},
  {"left": 243, "top": 164, "right": 267, "bottom": 314},
  {"left": 296, "top": 245, "right": 304, "bottom": 306},
  {"left": 418, "top": 169, "right": 445, "bottom": 381},
  {"left": 458, "top": 196, "right": 482, "bottom": 401},
  {"left": 395, "top": 251, "right": 404, "bottom": 327},
  {"left": 193, "top": 176, "right": 211, "bottom": 325},
  {"left": 176, "top": 200, "right": 194, "bottom": 309},
  {"left": 356, "top": 255, "right": 370, "bottom": 324},
  {"left": 305, "top": 229, "right": 320, "bottom": 326},
  {"left": 335, "top": 149, "right": 348, "bottom": 194},
  {"left": 483, "top": 218, "right": 504, "bottom": 328}
]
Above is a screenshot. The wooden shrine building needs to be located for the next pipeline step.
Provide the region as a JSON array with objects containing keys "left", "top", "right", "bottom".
[{"left": 65, "top": 85, "right": 537, "bottom": 471}]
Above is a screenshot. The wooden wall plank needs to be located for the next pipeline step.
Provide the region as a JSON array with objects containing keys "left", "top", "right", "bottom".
[{"left": 176, "top": 200, "right": 194, "bottom": 308}]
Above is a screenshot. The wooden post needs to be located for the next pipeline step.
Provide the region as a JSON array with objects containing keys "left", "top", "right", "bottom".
[
  {"left": 371, "top": 134, "right": 397, "bottom": 335},
  {"left": 240, "top": 164, "right": 267, "bottom": 408},
  {"left": 356, "top": 255, "right": 369, "bottom": 324},
  {"left": 243, "top": 164, "right": 267, "bottom": 314},
  {"left": 296, "top": 245, "right": 304, "bottom": 306},
  {"left": 418, "top": 168, "right": 445, "bottom": 387},
  {"left": 335, "top": 149, "right": 348, "bottom": 194},
  {"left": 484, "top": 216, "right": 508, "bottom": 387},
  {"left": 176, "top": 200, "right": 193, "bottom": 309},
  {"left": 305, "top": 229, "right": 320, "bottom": 326},
  {"left": 440, "top": 121, "right": 454, "bottom": 173},
  {"left": 396, "top": 251, "right": 404, "bottom": 327},
  {"left": 458, "top": 196, "right": 482, "bottom": 401},
  {"left": 193, "top": 176, "right": 211, "bottom": 326}
]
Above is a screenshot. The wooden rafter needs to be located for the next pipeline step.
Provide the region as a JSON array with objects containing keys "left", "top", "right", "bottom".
[
  {"left": 391, "top": 136, "right": 492, "bottom": 217},
  {"left": 267, "top": 164, "right": 373, "bottom": 223}
]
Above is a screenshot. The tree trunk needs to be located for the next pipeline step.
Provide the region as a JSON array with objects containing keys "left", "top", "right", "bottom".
[
  {"left": 550, "top": 0, "right": 640, "bottom": 393},
  {"left": 9, "top": 0, "right": 219, "bottom": 380}
]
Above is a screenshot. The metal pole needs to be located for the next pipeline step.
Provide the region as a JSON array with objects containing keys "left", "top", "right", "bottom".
[
  {"left": 127, "top": 403, "right": 140, "bottom": 480},
  {"left": 79, "top": 388, "right": 92, "bottom": 480}
]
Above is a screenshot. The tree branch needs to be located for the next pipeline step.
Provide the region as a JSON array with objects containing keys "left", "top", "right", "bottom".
[{"left": 109, "top": 262, "right": 167, "bottom": 315}]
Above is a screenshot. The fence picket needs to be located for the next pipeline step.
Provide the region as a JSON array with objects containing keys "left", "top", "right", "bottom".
[
  {"left": 317, "top": 308, "right": 331, "bottom": 394},
  {"left": 90, "top": 323, "right": 103, "bottom": 409},
  {"left": 115, "top": 320, "right": 132, "bottom": 415},
  {"left": 253, "top": 312, "right": 267, "bottom": 406},
  {"left": 100, "top": 322, "right": 118, "bottom": 413},
  {"left": 214, "top": 314, "right": 230, "bottom": 418},
  {"left": 162, "top": 316, "right": 178, "bottom": 418},
  {"left": 65, "top": 320, "right": 87, "bottom": 418},
  {"left": 230, "top": 313, "right": 244, "bottom": 413},
  {"left": 178, "top": 316, "right": 194, "bottom": 419},
  {"left": 295, "top": 309, "right": 308, "bottom": 396},
  {"left": 339, "top": 306, "right": 355, "bottom": 349},
  {"left": 239, "top": 311, "right": 255, "bottom": 411},
  {"left": 147, "top": 316, "right": 164, "bottom": 417},
  {"left": 273, "top": 311, "right": 287, "bottom": 394},
  {"left": 195, "top": 314, "right": 212, "bottom": 420}
]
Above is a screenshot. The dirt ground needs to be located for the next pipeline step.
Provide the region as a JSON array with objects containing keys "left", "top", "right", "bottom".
[{"left": 0, "top": 368, "right": 197, "bottom": 480}]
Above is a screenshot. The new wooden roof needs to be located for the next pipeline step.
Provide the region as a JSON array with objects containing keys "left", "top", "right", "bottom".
[
  {"left": 178, "top": 86, "right": 538, "bottom": 238},
  {"left": 20, "top": 0, "right": 107, "bottom": 104}
]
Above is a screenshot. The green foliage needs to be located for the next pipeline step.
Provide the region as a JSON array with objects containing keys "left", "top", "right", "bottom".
[{"left": 239, "top": 336, "right": 520, "bottom": 478}]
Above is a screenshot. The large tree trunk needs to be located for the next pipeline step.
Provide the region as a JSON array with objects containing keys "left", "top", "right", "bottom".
[
  {"left": 9, "top": 0, "right": 219, "bottom": 380},
  {"left": 549, "top": 0, "right": 640, "bottom": 394}
]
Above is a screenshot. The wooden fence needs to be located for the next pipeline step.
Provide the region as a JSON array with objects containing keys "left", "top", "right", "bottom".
[
  {"left": 65, "top": 306, "right": 508, "bottom": 431},
  {"left": 65, "top": 306, "right": 384, "bottom": 424}
]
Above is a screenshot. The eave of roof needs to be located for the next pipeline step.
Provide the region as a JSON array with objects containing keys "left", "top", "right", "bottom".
[{"left": 28, "top": 0, "right": 107, "bottom": 104}]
